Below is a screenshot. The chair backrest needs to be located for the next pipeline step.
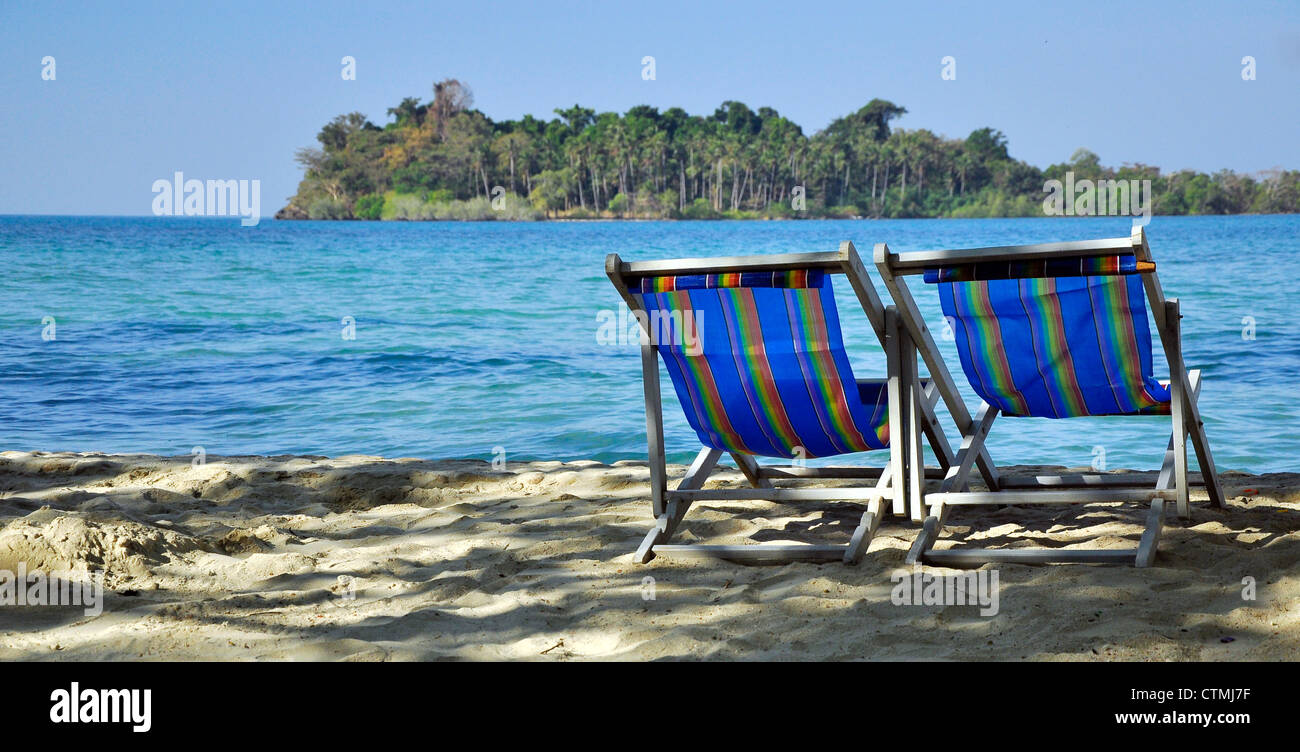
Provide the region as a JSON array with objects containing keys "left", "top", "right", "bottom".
[
  {"left": 922, "top": 253, "right": 1170, "bottom": 418},
  {"left": 631, "top": 269, "right": 888, "bottom": 458}
]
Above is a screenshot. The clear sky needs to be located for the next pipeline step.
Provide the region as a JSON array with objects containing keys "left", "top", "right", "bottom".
[{"left": 2, "top": 0, "right": 1298, "bottom": 215}]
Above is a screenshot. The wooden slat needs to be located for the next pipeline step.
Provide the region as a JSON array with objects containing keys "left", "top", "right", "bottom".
[
  {"left": 885, "top": 306, "right": 907, "bottom": 515},
  {"left": 634, "top": 524, "right": 663, "bottom": 564},
  {"left": 843, "top": 497, "right": 884, "bottom": 564},
  {"left": 1184, "top": 370, "right": 1225, "bottom": 507},
  {"left": 918, "top": 381, "right": 956, "bottom": 472},
  {"left": 652, "top": 543, "right": 847, "bottom": 562},
  {"left": 838, "top": 240, "right": 889, "bottom": 340},
  {"left": 904, "top": 325, "right": 925, "bottom": 522},
  {"left": 884, "top": 236, "right": 1135, "bottom": 275},
  {"left": 938, "top": 401, "right": 998, "bottom": 494},
  {"left": 1166, "top": 299, "right": 1191, "bottom": 518},
  {"left": 857, "top": 377, "right": 932, "bottom": 388},
  {"left": 656, "top": 448, "right": 722, "bottom": 543},
  {"left": 923, "top": 548, "right": 1138, "bottom": 565},
  {"left": 905, "top": 515, "right": 941, "bottom": 565},
  {"left": 999, "top": 473, "right": 1205, "bottom": 489},
  {"left": 618, "top": 250, "right": 847, "bottom": 276},
  {"left": 730, "top": 451, "right": 772, "bottom": 489},
  {"left": 607, "top": 253, "right": 669, "bottom": 519},
  {"left": 679, "top": 447, "right": 722, "bottom": 491},
  {"left": 1135, "top": 499, "right": 1165, "bottom": 568},
  {"left": 928, "top": 489, "right": 1177, "bottom": 505},
  {"left": 639, "top": 344, "right": 668, "bottom": 518},
  {"left": 757, "top": 466, "right": 948, "bottom": 480},
  {"left": 669, "top": 487, "right": 889, "bottom": 501}
]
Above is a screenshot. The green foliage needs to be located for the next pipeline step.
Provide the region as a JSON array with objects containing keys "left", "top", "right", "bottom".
[
  {"left": 437, "top": 197, "right": 494, "bottom": 220},
  {"left": 681, "top": 198, "right": 720, "bottom": 220},
  {"left": 484, "top": 193, "right": 540, "bottom": 220},
  {"left": 379, "top": 190, "right": 400, "bottom": 219},
  {"left": 353, "top": 194, "right": 384, "bottom": 220},
  {"left": 283, "top": 79, "right": 1300, "bottom": 221},
  {"left": 307, "top": 197, "right": 350, "bottom": 220},
  {"left": 764, "top": 200, "right": 793, "bottom": 219},
  {"left": 385, "top": 193, "right": 539, "bottom": 221},
  {"left": 657, "top": 189, "right": 681, "bottom": 218},
  {"left": 528, "top": 169, "right": 571, "bottom": 216}
]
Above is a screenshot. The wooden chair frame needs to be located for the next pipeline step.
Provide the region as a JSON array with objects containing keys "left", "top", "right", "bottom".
[
  {"left": 606, "top": 241, "right": 960, "bottom": 564},
  {"left": 874, "top": 227, "right": 1227, "bottom": 567}
]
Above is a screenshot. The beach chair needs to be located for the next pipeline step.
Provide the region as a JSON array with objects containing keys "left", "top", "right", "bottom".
[
  {"left": 874, "top": 227, "right": 1227, "bottom": 567},
  {"left": 606, "top": 241, "right": 984, "bottom": 564}
]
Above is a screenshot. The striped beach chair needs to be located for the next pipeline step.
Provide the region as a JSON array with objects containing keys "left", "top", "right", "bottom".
[
  {"left": 874, "top": 227, "right": 1227, "bottom": 567},
  {"left": 606, "top": 242, "right": 982, "bottom": 564}
]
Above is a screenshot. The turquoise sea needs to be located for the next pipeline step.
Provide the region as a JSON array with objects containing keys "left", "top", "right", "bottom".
[{"left": 1, "top": 215, "right": 1295, "bottom": 474}]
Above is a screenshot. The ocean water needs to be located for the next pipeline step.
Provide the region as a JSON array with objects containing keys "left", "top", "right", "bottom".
[{"left": 1, "top": 214, "right": 1296, "bottom": 474}]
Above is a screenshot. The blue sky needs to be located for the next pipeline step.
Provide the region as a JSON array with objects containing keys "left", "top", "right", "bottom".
[{"left": 2, "top": 0, "right": 1298, "bottom": 215}]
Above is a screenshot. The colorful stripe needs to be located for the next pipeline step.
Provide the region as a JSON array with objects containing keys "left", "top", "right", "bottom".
[
  {"left": 925, "top": 254, "right": 1138, "bottom": 283},
  {"left": 949, "top": 281, "right": 1031, "bottom": 415},
  {"left": 716, "top": 287, "right": 803, "bottom": 454},
  {"left": 1087, "top": 275, "right": 1168, "bottom": 413},
  {"left": 637, "top": 272, "right": 888, "bottom": 458},
  {"left": 861, "top": 380, "right": 890, "bottom": 446},
  {"left": 637, "top": 269, "right": 820, "bottom": 293},
  {"left": 1020, "top": 278, "right": 1089, "bottom": 417},
  {"left": 784, "top": 286, "right": 875, "bottom": 453},
  {"left": 939, "top": 271, "right": 1171, "bottom": 418},
  {"left": 650, "top": 290, "right": 751, "bottom": 452}
]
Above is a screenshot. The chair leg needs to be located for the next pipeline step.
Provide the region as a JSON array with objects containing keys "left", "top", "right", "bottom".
[
  {"left": 637, "top": 448, "right": 721, "bottom": 563},
  {"left": 843, "top": 496, "right": 885, "bottom": 564},
  {"left": 885, "top": 308, "right": 908, "bottom": 516},
  {"left": 939, "top": 402, "right": 998, "bottom": 494},
  {"left": 1135, "top": 499, "right": 1165, "bottom": 568},
  {"left": 640, "top": 344, "right": 668, "bottom": 518},
  {"left": 905, "top": 515, "right": 941, "bottom": 565},
  {"left": 918, "top": 382, "right": 956, "bottom": 474},
  {"left": 1137, "top": 416, "right": 1183, "bottom": 569},
  {"left": 1163, "top": 300, "right": 1192, "bottom": 519},
  {"left": 1170, "top": 372, "right": 1190, "bottom": 519},
  {"left": 903, "top": 328, "right": 926, "bottom": 523},
  {"left": 1185, "top": 370, "right": 1226, "bottom": 508},
  {"left": 730, "top": 452, "right": 771, "bottom": 489},
  {"left": 636, "top": 501, "right": 675, "bottom": 563}
]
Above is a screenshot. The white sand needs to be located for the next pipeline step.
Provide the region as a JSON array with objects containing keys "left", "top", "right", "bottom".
[{"left": 0, "top": 450, "right": 1296, "bottom": 661}]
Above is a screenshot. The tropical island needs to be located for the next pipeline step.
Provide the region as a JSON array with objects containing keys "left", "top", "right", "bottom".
[{"left": 278, "top": 78, "right": 1300, "bottom": 221}]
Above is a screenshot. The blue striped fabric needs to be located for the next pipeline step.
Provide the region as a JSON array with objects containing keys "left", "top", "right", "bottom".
[
  {"left": 638, "top": 271, "right": 890, "bottom": 457},
  {"left": 934, "top": 271, "right": 1171, "bottom": 418}
]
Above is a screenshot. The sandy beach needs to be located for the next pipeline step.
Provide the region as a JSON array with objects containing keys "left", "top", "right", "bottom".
[{"left": 0, "top": 450, "right": 1296, "bottom": 661}]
